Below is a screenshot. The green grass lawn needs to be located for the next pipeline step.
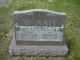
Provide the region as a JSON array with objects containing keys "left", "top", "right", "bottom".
[{"left": 0, "top": 0, "right": 80, "bottom": 60}]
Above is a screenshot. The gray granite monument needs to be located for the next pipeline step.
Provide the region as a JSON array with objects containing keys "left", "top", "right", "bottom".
[{"left": 9, "top": 9, "right": 68, "bottom": 56}]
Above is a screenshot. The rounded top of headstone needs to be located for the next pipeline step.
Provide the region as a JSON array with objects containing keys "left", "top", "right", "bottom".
[
  {"left": 13, "top": 9, "right": 67, "bottom": 27},
  {"left": 13, "top": 9, "right": 66, "bottom": 15}
]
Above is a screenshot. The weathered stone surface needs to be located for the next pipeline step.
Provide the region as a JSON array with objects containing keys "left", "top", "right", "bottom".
[
  {"left": 9, "top": 36, "right": 68, "bottom": 56},
  {"left": 9, "top": 9, "right": 68, "bottom": 56},
  {"left": 13, "top": 9, "right": 66, "bottom": 27},
  {"left": 13, "top": 9, "right": 66, "bottom": 44},
  {"left": 14, "top": 9, "right": 66, "bottom": 27}
]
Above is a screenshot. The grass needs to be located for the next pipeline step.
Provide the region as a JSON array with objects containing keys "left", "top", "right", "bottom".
[{"left": 0, "top": 0, "right": 80, "bottom": 60}]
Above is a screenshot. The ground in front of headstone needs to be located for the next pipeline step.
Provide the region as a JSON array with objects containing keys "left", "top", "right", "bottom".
[{"left": 11, "top": 56, "right": 62, "bottom": 60}]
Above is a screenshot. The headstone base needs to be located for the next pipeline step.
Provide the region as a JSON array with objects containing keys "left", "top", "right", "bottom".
[{"left": 9, "top": 36, "right": 68, "bottom": 56}]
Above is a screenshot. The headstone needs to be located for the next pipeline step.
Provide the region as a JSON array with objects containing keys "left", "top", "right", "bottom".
[{"left": 9, "top": 9, "right": 68, "bottom": 56}]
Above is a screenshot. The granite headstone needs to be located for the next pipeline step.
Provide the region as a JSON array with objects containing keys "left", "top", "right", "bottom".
[{"left": 9, "top": 9, "right": 68, "bottom": 56}]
